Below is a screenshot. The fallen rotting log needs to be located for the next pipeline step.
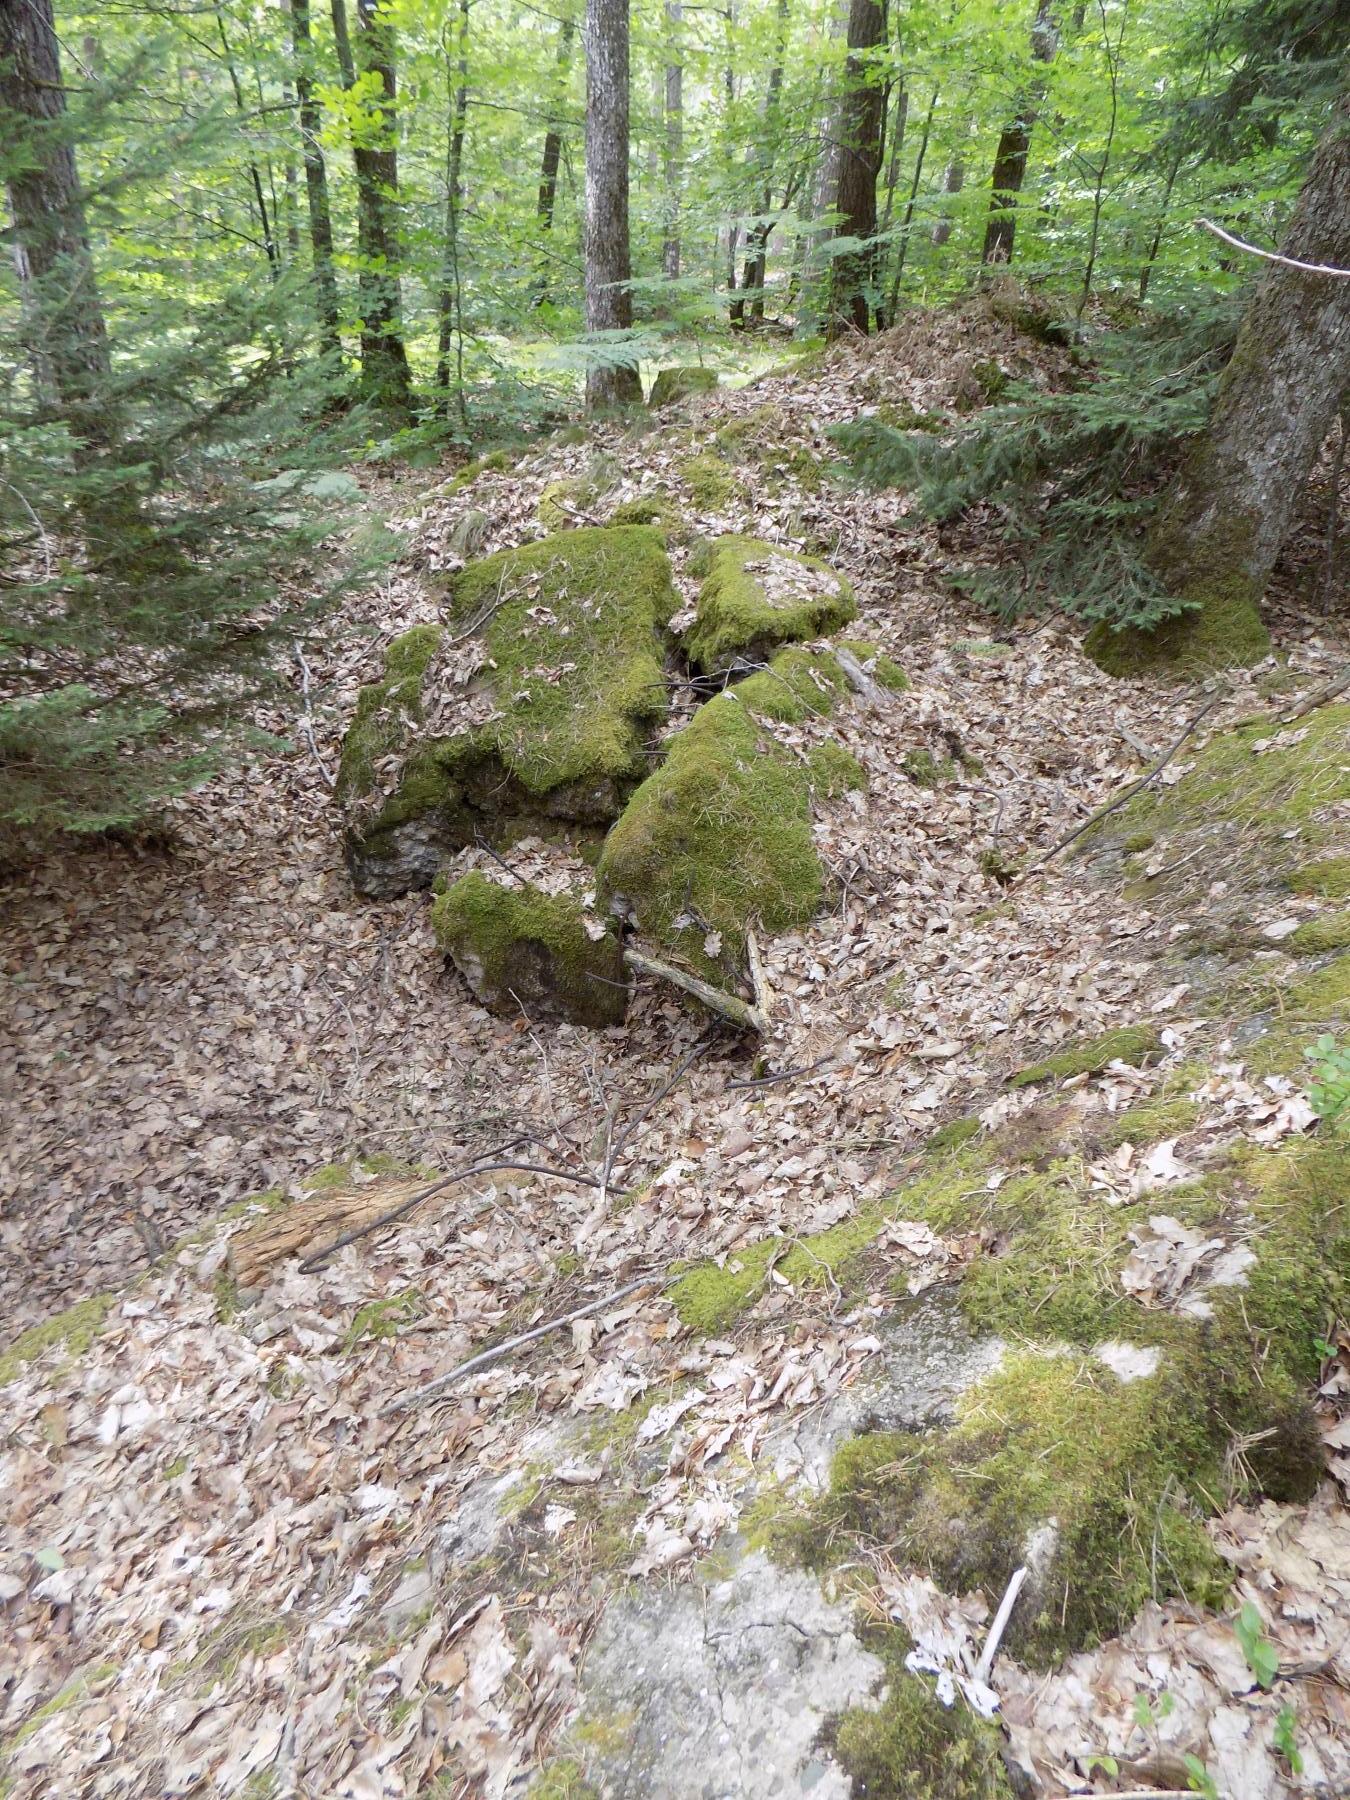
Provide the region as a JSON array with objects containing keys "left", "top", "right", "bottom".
[{"left": 623, "top": 945, "right": 766, "bottom": 1033}]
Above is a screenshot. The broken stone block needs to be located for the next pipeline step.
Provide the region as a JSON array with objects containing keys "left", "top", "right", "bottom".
[
  {"left": 681, "top": 535, "right": 856, "bottom": 677},
  {"left": 432, "top": 872, "right": 628, "bottom": 1027},
  {"left": 337, "top": 526, "right": 675, "bottom": 897}
]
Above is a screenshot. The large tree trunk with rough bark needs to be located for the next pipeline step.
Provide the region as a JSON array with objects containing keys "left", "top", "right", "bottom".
[
  {"left": 981, "top": 0, "right": 1057, "bottom": 267},
  {"left": 1092, "top": 95, "right": 1350, "bottom": 675},
  {"left": 331, "top": 0, "right": 412, "bottom": 415},
  {"left": 825, "top": 0, "right": 888, "bottom": 340},
  {"left": 583, "top": 0, "right": 642, "bottom": 409},
  {"left": 0, "top": 0, "right": 113, "bottom": 442},
  {"left": 288, "top": 0, "right": 342, "bottom": 363}
]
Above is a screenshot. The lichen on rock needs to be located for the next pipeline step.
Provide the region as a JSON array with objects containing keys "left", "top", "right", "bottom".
[
  {"left": 680, "top": 534, "right": 857, "bottom": 676},
  {"left": 432, "top": 871, "right": 628, "bottom": 1026},
  {"left": 337, "top": 526, "right": 675, "bottom": 897}
]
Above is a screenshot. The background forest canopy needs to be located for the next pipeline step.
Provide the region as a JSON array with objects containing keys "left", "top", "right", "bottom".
[{"left": 0, "top": 0, "right": 1345, "bottom": 852}]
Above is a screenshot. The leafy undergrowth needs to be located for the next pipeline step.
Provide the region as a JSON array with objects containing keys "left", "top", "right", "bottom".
[{"left": 4, "top": 315, "right": 1350, "bottom": 1800}]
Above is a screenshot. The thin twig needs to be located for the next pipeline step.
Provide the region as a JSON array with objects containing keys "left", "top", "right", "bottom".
[
  {"left": 975, "top": 1564, "right": 1028, "bottom": 1680},
  {"left": 1017, "top": 695, "right": 1220, "bottom": 878},
  {"left": 727, "top": 1053, "right": 836, "bottom": 1091},
  {"left": 294, "top": 644, "right": 337, "bottom": 789},
  {"left": 383, "top": 1272, "right": 671, "bottom": 1414},
  {"left": 607, "top": 1034, "right": 711, "bottom": 1173},
  {"left": 1197, "top": 217, "right": 1350, "bottom": 278}
]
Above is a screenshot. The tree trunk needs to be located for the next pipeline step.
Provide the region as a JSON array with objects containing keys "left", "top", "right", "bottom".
[
  {"left": 887, "top": 84, "right": 937, "bottom": 318},
  {"left": 1097, "top": 95, "right": 1350, "bottom": 674},
  {"left": 734, "top": 0, "right": 789, "bottom": 326},
  {"left": 533, "top": 15, "right": 575, "bottom": 305},
  {"left": 583, "top": 0, "right": 642, "bottom": 409},
  {"left": 435, "top": 0, "right": 471, "bottom": 417},
  {"left": 331, "top": 0, "right": 412, "bottom": 414},
  {"left": 288, "top": 0, "right": 342, "bottom": 362},
  {"left": 981, "top": 0, "right": 1057, "bottom": 267},
  {"left": 661, "top": 1, "right": 683, "bottom": 283},
  {"left": 931, "top": 145, "right": 964, "bottom": 246},
  {"left": 825, "top": 0, "right": 887, "bottom": 340},
  {"left": 0, "top": 0, "right": 113, "bottom": 444}
]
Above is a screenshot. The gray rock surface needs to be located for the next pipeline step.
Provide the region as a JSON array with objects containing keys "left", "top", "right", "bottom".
[{"left": 573, "top": 1552, "right": 882, "bottom": 1798}]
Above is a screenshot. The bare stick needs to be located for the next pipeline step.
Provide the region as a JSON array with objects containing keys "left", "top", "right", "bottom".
[
  {"left": 624, "top": 946, "right": 766, "bottom": 1033},
  {"left": 383, "top": 1272, "right": 670, "bottom": 1414},
  {"left": 974, "top": 1564, "right": 1028, "bottom": 1680},
  {"left": 1281, "top": 665, "right": 1350, "bottom": 724},
  {"left": 299, "top": 1159, "right": 610, "bottom": 1271},
  {"left": 746, "top": 928, "right": 772, "bottom": 1027},
  {"left": 294, "top": 644, "right": 338, "bottom": 789},
  {"left": 1196, "top": 217, "right": 1350, "bottom": 279},
  {"left": 727, "top": 1052, "right": 836, "bottom": 1091},
  {"left": 835, "top": 644, "right": 886, "bottom": 706},
  {"left": 1017, "top": 695, "right": 1219, "bottom": 877}
]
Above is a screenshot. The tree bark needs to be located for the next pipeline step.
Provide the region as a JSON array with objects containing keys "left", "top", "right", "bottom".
[
  {"left": 534, "top": 14, "right": 576, "bottom": 303},
  {"left": 733, "top": 0, "right": 789, "bottom": 326},
  {"left": 435, "top": 0, "right": 471, "bottom": 418},
  {"left": 980, "top": 0, "right": 1057, "bottom": 267},
  {"left": 661, "top": 1, "right": 683, "bottom": 283},
  {"left": 288, "top": 0, "right": 342, "bottom": 362},
  {"left": 931, "top": 144, "right": 964, "bottom": 246},
  {"left": 0, "top": 0, "right": 113, "bottom": 440},
  {"left": 331, "top": 0, "right": 413, "bottom": 414},
  {"left": 583, "top": 0, "right": 642, "bottom": 409},
  {"left": 825, "top": 0, "right": 888, "bottom": 340},
  {"left": 1103, "top": 95, "right": 1350, "bottom": 673}
]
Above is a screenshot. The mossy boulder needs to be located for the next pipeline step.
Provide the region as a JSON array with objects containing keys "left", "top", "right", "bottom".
[
  {"left": 597, "top": 647, "right": 847, "bottom": 982},
  {"left": 337, "top": 527, "right": 675, "bottom": 897},
  {"left": 680, "top": 535, "right": 857, "bottom": 677},
  {"left": 432, "top": 872, "right": 627, "bottom": 1026},
  {"left": 648, "top": 365, "right": 718, "bottom": 409},
  {"left": 1084, "top": 596, "right": 1270, "bottom": 678},
  {"left": 677, "top": 451, "right": 741, "bottom": 510}
]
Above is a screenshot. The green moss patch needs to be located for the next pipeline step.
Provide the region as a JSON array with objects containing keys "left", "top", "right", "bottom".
[
  {"left": 648, "top": 366, "right": 718, "bottom": 409},
  {"left": 1289, "top": 911, "right": 1350, "bottom": 956},
  {"left": 1290, "top": 856, "right": 1350, "bottom": 900},
  {"left": 432, "top": 872, "right": 628, "bottom": 1026},
  {"left": 838, "top": 638, "right": 910, "bottom": 691},
  {"left": 597, "top": 645, "right": 851, "bottom": 982},
  {"left": 1094, "top": 1095, "right": 1201, "bottom": 1150},
  {"left": 832, "top": 1633, "right": 1012, "bottom": 1799},
  {"left": 344, "top": 1289, "right": 425, "bottom": 1350},
  {"left": 338, "top": 527, "right": 675, "bottom": 895},
  {"left": 0, "top": 1294, "right": 113, "bottom": 1387},
  {"left": 807, "top": 740, "right": 867, "bottom": 798},
  {"left": 1010, "top": 1023, "right": 1162, "bottom": 1087},
  {"left": 681, "top": 535, "right": 856, "bottom": 676},
  {"left": 677, "top": 451, "right": 741, "bottom": 509}
]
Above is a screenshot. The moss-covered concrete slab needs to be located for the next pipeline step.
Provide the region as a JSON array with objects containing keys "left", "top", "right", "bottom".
[
  {"left": 680, "top": 535, "right": 857, "bottom": 676},
  {"left": 647, "top": 365, "right": 718, "bottom": 409},
  {"left": 338, "top": 527, "right": 675, "bottom": 897},
  {"left": 432, "top": 872, "right": 627, "bottom": 1027},
  {"left": 596, "top": 646, "right": 850, "bottom": 983}
]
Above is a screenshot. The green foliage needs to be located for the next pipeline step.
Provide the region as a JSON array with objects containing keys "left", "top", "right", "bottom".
[
  {"left": 1233, "top": 1601, "right": 1279, "bottom": 1689},
  {"left": 830, "top": 306, "right": 1236, "bottom": 633},
  {"left": 1304, "top": 1034, "right": 1350, "bottom": 1125}
]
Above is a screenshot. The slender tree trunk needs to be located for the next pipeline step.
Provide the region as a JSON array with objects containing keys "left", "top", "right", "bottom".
[
  {"left": 583, "top": 0, "right": 642, "bottom": 409},
  {"left": 436, "top": 0, "right": 471, "bottom": 417},
  {"left": 0, "top": 0, "right": 113, "bottom": 444},
  {"left": 887, "top": 84, "right": 936, "bottom": 317},
  {"left": 931, "top": 142, "right": 964, "bottom": 246},
  {"left": 661, "top": 1, "right": 683, "bottom": 283},
  {"left": 331, "top": 0, "right": 412, "bottom": 414},
  {"left": 288, "top": 0, "right": 342, "bottom": 362},
  {"left": 534, "top": 15, "right": 575, "bottom": 304},
  {"left": 734, "top": 0, "right": 789, "bottom": 326},
  {"left": 215, "top": 6, "right": 280, "bottom": 281},
  {"left": 825, "top": 0, "right": 888, "bottom": 340},
  {"left": 981, "top": 0, "right": 1057, "bottom": 267},
  {"left": 878, "top": 81, "right": 908, "bottom": 233},
  {"left": 1109, "top": 95, "right": 1350, "bottom": 672}
]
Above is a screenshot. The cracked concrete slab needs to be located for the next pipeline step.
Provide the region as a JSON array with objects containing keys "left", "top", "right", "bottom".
[{"left": 571, "top": 1551, "right": 883, "bottom": 1798}]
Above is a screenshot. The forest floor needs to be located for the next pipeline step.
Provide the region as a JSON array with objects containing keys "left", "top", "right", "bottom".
[{"left": 3, "top": 304, "right": 1349, "bottom": 1799}]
